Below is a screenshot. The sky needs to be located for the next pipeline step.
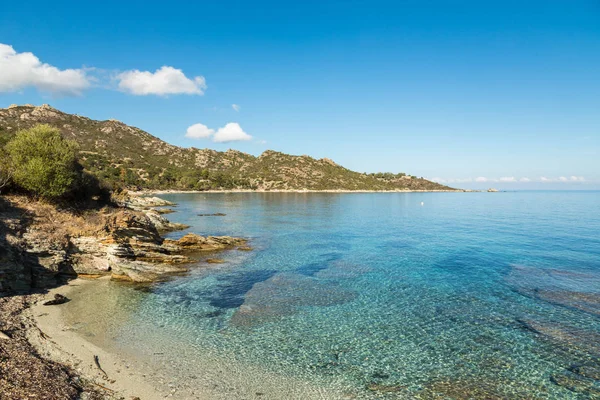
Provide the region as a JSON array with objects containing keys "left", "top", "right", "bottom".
[{"left": 1, "top": 0, "right": 599, "bottom": 190}]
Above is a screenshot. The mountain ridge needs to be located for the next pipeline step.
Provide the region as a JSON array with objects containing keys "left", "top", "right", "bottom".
[{"left": 0, "top": 104, "right": 457, "bottom": 192}]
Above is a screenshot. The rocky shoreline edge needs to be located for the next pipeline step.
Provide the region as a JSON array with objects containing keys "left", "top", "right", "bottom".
[{"left": 0, "top": 193, "right": 250, "bottom": 399}]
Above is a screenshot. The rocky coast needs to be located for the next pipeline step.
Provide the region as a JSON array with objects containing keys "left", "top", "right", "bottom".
[{"left": 0, "top": 193, "right": 249, "bottom": 399}]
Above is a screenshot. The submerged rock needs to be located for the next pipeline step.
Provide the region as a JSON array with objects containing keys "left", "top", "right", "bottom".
[
  {"left": 517, "top": 318, "right": 600, "bottom": 355},
  {"left": 506, "top": 265, "right": 600, "bottom": 317},
  {"left": 551, "top": 372, "right": 600, "bottom": 396},
  {"left": 230, "top": 272, "right": 356, "bottom": 327},
  {"left": 569, "top": 364, "right": 600, "bottom": 381}
]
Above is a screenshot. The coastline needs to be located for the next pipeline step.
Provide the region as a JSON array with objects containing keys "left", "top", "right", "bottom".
[
  {"left": 27, "top": 277, "right": 354, "bottom": 400},
  {"left": 133, "top": 188, "right": 469, "bottom": 195},
  {"left": 28, "top": 278, "right": 171, "bottom": 400}
]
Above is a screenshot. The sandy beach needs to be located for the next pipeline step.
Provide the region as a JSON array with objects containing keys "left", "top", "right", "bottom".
[
  {"left": 28, "top": 278, "right": 172, "bottom": 400},
  {"left": 26, "top": 278, "right": 352, "bottom": 400}
]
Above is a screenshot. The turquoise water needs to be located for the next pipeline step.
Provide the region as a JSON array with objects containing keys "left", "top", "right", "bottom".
[{"left": 79, "top": 192, "right": 600, "bottom": 398}]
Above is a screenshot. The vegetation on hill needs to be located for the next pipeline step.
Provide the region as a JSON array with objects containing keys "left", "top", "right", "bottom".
[{"left": 0, "top": 104, "right": 457, "bottom": 192}]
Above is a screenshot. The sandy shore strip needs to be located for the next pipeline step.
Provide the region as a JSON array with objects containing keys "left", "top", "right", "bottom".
[
  {"left": 26, "top": 277, "right": 358, "bottom": 400},
  {"left": 28, "top": 278, "right": 177, "bottom": 400}
]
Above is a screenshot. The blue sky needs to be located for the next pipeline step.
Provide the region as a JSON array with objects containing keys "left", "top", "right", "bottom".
[{"left": 1, "top": 0, "right": 599, "bottom": 190}]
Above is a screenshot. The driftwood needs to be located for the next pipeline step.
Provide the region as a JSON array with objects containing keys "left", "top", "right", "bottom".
[
  {"left": 93, "top": 382, "right": 115, "bottom": 392},
  {"left": 94, "top": 355, "right": 108, "bottom": 378},
  {"left": 43, "top": 294, "right": 69, "bottom": 306},
  {"left": 0, "top": 330, "right": 11, "bottom": 340},
  {"left": 197, "top": 212, "right": 226, "bottom": 216}
]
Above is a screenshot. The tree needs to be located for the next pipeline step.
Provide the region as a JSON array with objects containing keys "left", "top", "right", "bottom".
[{"left": 6, "top": 124, "right": 78, "bottom": 198}]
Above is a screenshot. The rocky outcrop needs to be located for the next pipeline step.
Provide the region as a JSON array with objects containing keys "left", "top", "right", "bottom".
[{"left": 0, "top": 195, "right": 248, "bottom": 290}]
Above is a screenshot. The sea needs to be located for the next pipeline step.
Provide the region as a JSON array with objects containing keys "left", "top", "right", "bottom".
[{"left": 63, "top": 191, "right": 600, "bottom": 399}]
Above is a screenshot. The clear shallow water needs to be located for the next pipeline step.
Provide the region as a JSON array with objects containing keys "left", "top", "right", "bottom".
[{"left": 66, "top": 192, "right": 600, "bottom": 399}]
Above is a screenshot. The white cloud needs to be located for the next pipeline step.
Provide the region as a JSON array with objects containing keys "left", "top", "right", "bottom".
[
  {"left": 185, "top": 123, "right": 214, "bottom": 139},
  {"left": 185, "top": 122, "right": 252, "bottom": 143},
  {"left": 232, "top": 104, "right": 240, "bottom": 112},
  {"left": 0, "top": 43, "right": 90, "bottom": 96},
  {"left": 539, "top": 176, "right": 585, "bottom": 183},
  {"left": 116, "top": 66, "right": 206, "bottom": 96},
  {"left": 428, "top": 175, "right": 587, "bottom": 185},
  {"left": 213, "top": 123, "right": 252, "bottom": 143}
]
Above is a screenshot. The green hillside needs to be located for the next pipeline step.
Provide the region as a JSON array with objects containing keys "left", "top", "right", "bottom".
[{"left": 0, "top": 104, "right": 456, "bottom": 191}]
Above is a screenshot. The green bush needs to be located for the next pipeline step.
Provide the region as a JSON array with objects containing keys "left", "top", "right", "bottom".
[{"left": 6, "top": 124, "right": 79, "bottom": 198}]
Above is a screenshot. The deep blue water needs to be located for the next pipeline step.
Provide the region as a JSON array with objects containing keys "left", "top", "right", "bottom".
[{"left": 79, "top": 192, "right": 600, "bottom": 398}]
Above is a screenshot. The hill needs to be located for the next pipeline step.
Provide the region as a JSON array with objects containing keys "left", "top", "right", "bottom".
[{"left": 0, "top": 104, "right": 456, "bottom": 191}]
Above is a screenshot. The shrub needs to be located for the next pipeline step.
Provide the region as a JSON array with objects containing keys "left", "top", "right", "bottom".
[{"left": 6, "top": 124, "right": 79, "bottom": 199}]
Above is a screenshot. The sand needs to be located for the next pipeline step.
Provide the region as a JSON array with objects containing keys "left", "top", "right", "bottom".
[{"left": 28, "top": 278, "right": 184, "bottom": 400}]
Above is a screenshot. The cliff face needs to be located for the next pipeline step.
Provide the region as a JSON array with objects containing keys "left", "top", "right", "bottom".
[
  {"left": 0, "top": 195, "right": 247, "bottom": 292},
  {"left": 0, "top": 104, "right": 456, "bottom": 191}
]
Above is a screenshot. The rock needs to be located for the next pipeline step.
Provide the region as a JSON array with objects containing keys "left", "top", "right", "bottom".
[
  {"left": 0, "top": 195, "right": 247, "bottom": 286},
  {"left": 119, "top": 195, "right": 175, "bottom": 210},
  {"left": 43, "top": 294, "right": 69, "bottom": 306},
  {"left": 569, "top": 364, "right": 600, "bottom": 381},
  {"left": 153, "top": 208, "right": 175, "bottom": 214},
  {"left": 487, "top": 188, "right": 499, "bottom": 192},
  {"left": 167, "top": 234, "right": 246, "bottom": 252},
  {"left": 551, "top": 373, "right": 600, "bottom": 396},
  {"left": 144, "top": 210, "right": 189, "bottom": 233},
  {"left": 206, "top": 258, "right": 225, "bottom": 264},
  {"left": 237, "top": 246, "right": 253, "bottom": 251}
]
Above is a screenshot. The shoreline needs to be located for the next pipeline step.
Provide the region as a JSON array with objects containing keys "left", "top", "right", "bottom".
[
  {"left": 28, "top": 278, "right": 171, "bottom": 400},
  {"left": 27, "top": 278, "right": 354, "bottom": 400},
  {"left": 133, "top": 188, "right": 470, "bottom": 195}
]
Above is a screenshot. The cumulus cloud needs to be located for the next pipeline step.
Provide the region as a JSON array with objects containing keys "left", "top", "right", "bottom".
[
  {"left": 232, "top": 104, "right": 240, "bottom": 112},
  {"left": 116, "top": 66, "right": 206, "bottom": 96},
  {"left": 185, "top": 123, "right": 214, "bottom": 139},
  {"left": 0, "top": 43, "right": 91, "bottom": 96},
  {"left": 430, "top": 175, "right": 586, "bottom": 185},
  {"left": 185, "top": 122, "right": 252, "bottom": 143},
  {"left": 539, "top": 176, "right": 585, "bottom": 183},
  {"left": 213, "top": 123, "right": 252, "bottom": 143}
]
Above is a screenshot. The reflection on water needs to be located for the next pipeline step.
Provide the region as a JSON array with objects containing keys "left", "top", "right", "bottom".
[{"left": 63, "top": 192, "right": 600, "bottom": 399}]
